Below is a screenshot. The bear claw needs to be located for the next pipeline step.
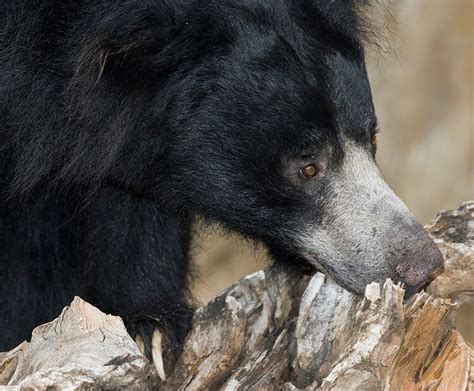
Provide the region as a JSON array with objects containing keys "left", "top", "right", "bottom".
[
  {"left": 135, "top": 332, "right": 166, "bottom": 381},
  {"left": 152, "top": 329, "right": 166, "bottom": 381},
  {"left": 135, "top": 335, "right": 145, "bottom": 356}
]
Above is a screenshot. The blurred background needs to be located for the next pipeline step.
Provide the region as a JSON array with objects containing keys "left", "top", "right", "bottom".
[{"left": 191, "top": 0, "right": 473, "bottom": 341}]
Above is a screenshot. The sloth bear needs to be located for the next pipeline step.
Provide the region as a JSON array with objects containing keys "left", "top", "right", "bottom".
[{"left": 0, "top": 0, "right": 442, "bottom": 375}]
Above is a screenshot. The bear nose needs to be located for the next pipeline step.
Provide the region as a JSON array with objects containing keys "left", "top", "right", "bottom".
[
  {"left": 401, "top": 241, "right": 444, "bottom": 293},
  {"left": 392, "top": 224, "right": 444, "bottom": 297}
]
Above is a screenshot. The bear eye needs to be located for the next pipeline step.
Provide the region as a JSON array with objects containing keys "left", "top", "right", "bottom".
[
  {"left": 300, "top": 164, "right": 318, "bottom": 178},
  {"left": 371, "top": 133, "right": 377, "bottom": 146}
]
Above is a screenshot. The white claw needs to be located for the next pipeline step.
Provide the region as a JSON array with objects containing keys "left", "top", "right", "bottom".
[
  {"left": 152, "top": 329, "right": 166, "bottom": 381},
  {"left": 135, "top": 335, "right": 145, "bottom": 356}
]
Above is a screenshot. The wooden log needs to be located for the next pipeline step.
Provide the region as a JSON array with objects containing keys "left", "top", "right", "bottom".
[
  {"left": 0, "top": 298, "right": 154, "bottom": 390},
  {"left": 0, "top": 202, "right": 473, "bottom": 390}
]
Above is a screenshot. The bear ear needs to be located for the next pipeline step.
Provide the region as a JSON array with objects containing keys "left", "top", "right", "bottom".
[{"left": 73, "top": 3, "right": 186, "bottom": 89}]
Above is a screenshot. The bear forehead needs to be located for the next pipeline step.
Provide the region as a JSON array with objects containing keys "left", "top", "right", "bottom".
[
  {"left": 192, "top": 0, "right": 363, "bottom": 57},
  {"left": 190, "top": 0, "right": 375, "bottom": 140}
]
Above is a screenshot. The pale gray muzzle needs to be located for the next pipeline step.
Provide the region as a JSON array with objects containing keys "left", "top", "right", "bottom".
[{"left": 299, "top": 141, "right": 443, "bottom": 296}]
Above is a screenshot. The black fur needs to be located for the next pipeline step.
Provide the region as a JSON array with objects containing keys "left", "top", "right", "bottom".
[{"left": 1, "top": 0, "right": 440, "bottom": 357}]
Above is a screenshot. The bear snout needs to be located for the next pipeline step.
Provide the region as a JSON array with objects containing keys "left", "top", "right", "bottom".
[{"left": 392, "top": 225, "right": 444, "bottom": 297}]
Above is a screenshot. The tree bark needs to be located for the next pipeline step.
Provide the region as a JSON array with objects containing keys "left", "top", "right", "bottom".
[{"left": 1, "top": 202, "right": 473, "bottom": 390}]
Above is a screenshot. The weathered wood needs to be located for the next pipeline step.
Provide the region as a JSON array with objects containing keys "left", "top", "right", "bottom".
[
  {"left": 426, "top": 201, "right": 474, "bottom": 302},
  {"left": 0, "top": 298, "right": 154, "bottom": 390},
  {"left": 1, "top": 202, "right": 473, "bottom": 390}
]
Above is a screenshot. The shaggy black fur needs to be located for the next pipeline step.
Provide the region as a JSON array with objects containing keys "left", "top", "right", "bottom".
[{"left": 0, "top": 0, "right": 396, "bottom": 356}]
